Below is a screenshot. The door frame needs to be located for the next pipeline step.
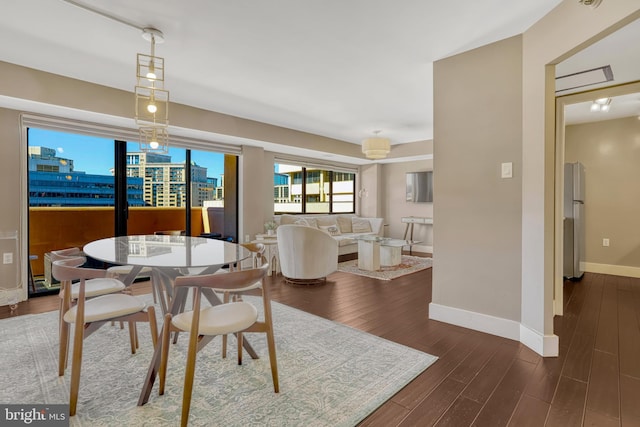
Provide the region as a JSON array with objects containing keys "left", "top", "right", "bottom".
[{"left": 554, "top": 80, "right": 640, "bottom": 316}]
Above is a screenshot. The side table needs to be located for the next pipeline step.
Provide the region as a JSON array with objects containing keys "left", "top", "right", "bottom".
[{"left": 253, "top": 236, "right": 280, "bottom": 276}]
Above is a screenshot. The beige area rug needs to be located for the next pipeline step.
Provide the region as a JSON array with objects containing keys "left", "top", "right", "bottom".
[
  {"left": 0, "top": 293, "right": 437, "bottom": 426},
  {"left": 337, "top": 255, "right": 433, "bottom": 280}
]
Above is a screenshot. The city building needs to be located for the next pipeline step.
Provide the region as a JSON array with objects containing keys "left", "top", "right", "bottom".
[
  {"left": 125, "top": 152, "right": 218, "bottom": 207},
  {"left": 28, "top": 146, "right": 144, "bottom": 207}
]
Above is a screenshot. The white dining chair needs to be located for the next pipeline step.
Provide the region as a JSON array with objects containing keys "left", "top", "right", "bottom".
[
  {"left": 157, "top": 263, "right": 278, "bottom": 427},
  {"left": 50, "top": 248, "right": 134, "bottom": 368},
  {"left": 52, "top": 256, "right": 158, "bottom": 417}
]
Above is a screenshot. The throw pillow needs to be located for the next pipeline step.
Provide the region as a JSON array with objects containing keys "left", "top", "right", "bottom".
[
  {"left": 294, "top": 218, "right": 318, "bottom": 228},
  {"left": 315, "top": 216, "right": 338, "bottom": 227},
  {"left": 351, "top": 217, "right": 372, "bottom": 233},
  {"left": 319, "top": 225, "right": 342, "bottom": 236},
  {"left": 280, "top": 214, "right": 297, "bottom": 225},
  {"left": 305, "top": 218, "right": 319, "bottom": 228},
  {"left": 336, "top": 215, "right": 353, "bottom": 233}
]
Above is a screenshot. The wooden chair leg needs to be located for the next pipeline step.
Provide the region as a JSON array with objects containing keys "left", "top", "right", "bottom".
[
  {"left": 159, "top": 313, "right": 172, "bottom": 396},
  {"left": 266, "top": 328, "right": 279, "bottom": 393},
  {"left": 69, "top": 322, "right": 85, "bottom": 416},
  {"left": 128, "top": 321, "right": 137, "bottom": 354},
  {"left": 148, "top": 306, "right": 158, "bottom": 348},
  {"left": 135, "top": 323, "right": 140, "bottom": 349},
  {"left": 222, "top": 335, "right": 228, "bottom": 359},
  {"left": 237, "top": 332, "right": 243, "bottom": 365},
  {"left": 181, "top": 326, "right": 200, "bottom": 426},
  {"left": 58, "top": 320, "right": 70, "bottom": 376},
  {"left": 221, "top": 292, "right": 230, "bottom": 358},
  {"left": 58, "top": 283, "right": 72, "bottom": 376}
]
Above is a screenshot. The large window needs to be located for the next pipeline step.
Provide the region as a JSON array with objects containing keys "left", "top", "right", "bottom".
[
  {"left": 27, "top": 127, "right": 234, "bottom": 296},
  {"left": 274, "top": 163, "right": 355, "bottom": 214}
]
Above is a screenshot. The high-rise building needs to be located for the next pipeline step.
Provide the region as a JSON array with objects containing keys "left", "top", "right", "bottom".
[
  {"left": 126, "top": 152, "right": 216, "bottom": 207},
  {"left": 28, "top": 146, "right": 144, "bottom": 207}
]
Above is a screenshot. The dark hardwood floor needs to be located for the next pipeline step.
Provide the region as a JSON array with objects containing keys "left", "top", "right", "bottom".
[{"left": 3, "top": 259, "right": 640, "bottom": 426}]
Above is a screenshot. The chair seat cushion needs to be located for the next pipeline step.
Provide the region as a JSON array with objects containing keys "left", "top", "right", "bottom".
[
  {"left": 70, "top": 278, "right": 126, "bottom": 299},
  {"left": 63, "top": 294, "right": 147, "bottom": 323},
  {"left": 172, "top": 302, "right": 258, "bottom": 336}
]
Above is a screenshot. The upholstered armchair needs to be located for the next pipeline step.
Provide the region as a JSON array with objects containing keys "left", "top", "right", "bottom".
[{"left": 276, "top": 224, "right": 338, "bottom": 284}]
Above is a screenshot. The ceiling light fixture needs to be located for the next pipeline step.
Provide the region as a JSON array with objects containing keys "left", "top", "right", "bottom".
[
  {"left": 578, "top": 0, "right": 603, "bottom": 8},
  {"left": 362, "top": 130, "right": 391, "bottom": 160},
  {"left": 590, "top": 97, "right": 611, "bottom": 113},
  {"left": 135, "top": 28, "right": 169, "bottom": 153}
]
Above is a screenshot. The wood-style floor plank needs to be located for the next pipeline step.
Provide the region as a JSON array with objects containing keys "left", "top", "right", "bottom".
[
  {"left": 617, "top": 288, "right": 640, "bottom": 379},
  {"left": 507, "top": 395, "right": 550, "bottom": 427},
  {"left": 7, "top": 261, "right": 640, "bottom": 427},
  {"left": 585, "top": 350, "right": 619, "bottom": 421},
  {"left": 433, "top": 396, "right": 483, "bottom": 427},
  {"left": 460, "top": 341, "right": 520, "bottom": 405},
  {"left": 620, "top": 374, "right": 640, "bottom": 427},
  {"left": 545, "top": 376, "right": 588, "bottom": 427},
  {"left": 471, "top": 358, "right": 537, "bottom": 427},
  {"left": 594, "top": 275, "right": 619, "bottom": 354}
]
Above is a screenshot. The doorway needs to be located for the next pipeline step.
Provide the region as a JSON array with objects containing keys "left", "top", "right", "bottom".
[{"left": 554, "top": 81, "right": 640, "bottom": 314}]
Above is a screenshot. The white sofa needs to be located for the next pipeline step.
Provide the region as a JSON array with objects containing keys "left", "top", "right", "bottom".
[{"left": 274, "top": 214, "right": 384, "bottom": 256}]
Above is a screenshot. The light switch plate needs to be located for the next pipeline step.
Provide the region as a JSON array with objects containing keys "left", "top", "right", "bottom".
[{"left": 501, "top": 162, "right": 513, "bottom": 179}]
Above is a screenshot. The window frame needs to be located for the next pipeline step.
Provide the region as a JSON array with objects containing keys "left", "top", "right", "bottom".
[{"left": 273, "top": 163, "right": 356, "bottom": 214}]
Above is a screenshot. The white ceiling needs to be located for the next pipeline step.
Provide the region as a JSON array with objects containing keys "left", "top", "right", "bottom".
[
  {"left": 559, "top": 18, "right": 640, "bottom": 125},
  {"left": 0, "top": 0, "right": 563, "bottom": 162}
]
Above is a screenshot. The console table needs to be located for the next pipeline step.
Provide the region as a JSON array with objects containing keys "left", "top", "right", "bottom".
[{"left": 401, "top": 216, "right": 433, "bottom": 254}]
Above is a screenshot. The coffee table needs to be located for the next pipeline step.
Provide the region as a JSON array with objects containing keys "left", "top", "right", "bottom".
[{"left": 354, "top": 235, "right": 421, "bottom": 271}]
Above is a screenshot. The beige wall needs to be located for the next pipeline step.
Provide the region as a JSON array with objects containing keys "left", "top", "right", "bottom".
[
  {"left": 565, "top": 116, "right": 640, "bottom": 269},
  {"left": 358, "top": 163, "right": 383, "bottom": 218},
  {"left": 382, "top": 160, "right": 433, "bottom": 251},
  {"left": 0, "top": 108, "right": 26, "bottom": 301},
  {"left": 431, "top": 1, "right": 640, "bottom": 355},
  {"left": 433, "top": 35, "right": 523, "bottom": 322}
]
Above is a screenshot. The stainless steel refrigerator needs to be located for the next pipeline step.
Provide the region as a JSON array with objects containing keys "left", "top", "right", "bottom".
[{"left": 563, "top": 162, "right": 585, "bottom": 280}]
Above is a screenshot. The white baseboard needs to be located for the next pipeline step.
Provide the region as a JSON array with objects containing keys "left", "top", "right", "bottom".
[
  {"left": 429, "top": 303, "right": 520, "bottom": 341},
  {"left": 583, "top": 262, "right": 640, "bottom": 278},
  {"left": 429, "top": 303, "right": 559, "bottom": 357},
  {"left": 520, "top": 324, "right": 559, "bottom": 357}
]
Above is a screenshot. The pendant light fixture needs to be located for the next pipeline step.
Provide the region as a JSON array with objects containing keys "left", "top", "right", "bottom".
[
  {"left": 135, "top": 28, "right": 169, "bottom": 153},
  {"left": 362, "top": 130, "right": 391, "bottom": 160}
]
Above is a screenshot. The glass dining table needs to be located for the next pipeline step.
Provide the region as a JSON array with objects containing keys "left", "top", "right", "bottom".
[{"left": 83, "top": 235, "right": 253, "bottom": 406}]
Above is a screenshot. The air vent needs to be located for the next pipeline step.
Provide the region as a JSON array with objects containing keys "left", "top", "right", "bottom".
[{"left": 555, "top": 65, "right": 613, "bottom": 93}]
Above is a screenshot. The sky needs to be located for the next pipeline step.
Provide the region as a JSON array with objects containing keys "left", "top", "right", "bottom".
[{"left": 28, "top": 128, "right": 225, "bottom": 179}]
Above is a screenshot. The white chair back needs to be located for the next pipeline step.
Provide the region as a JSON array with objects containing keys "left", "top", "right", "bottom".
[{"left": 276, "top": 225, "right": 338, "bottom": 281}]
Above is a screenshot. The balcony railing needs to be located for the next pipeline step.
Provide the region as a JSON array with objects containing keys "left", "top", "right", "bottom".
[{"left": 28, "top": 206, "right": 224, "bottom": 277}]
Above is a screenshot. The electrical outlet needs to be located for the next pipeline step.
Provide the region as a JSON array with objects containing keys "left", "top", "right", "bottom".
[
  {"left": 3, "top": 252, "right": 13, "bottom": 264},
  {"left": 603, "top": 238, "right": 610, "bottom": 247}
]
